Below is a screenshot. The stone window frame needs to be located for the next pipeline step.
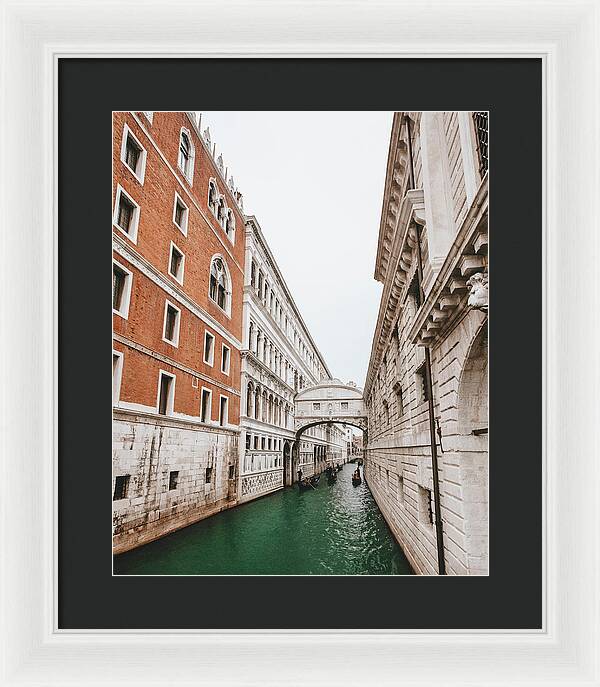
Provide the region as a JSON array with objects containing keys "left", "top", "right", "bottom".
[
  {"left": 112, "top": 258, "right": 133, "bottom": 319},
  {"left": 200, "top": 386, "right": 212, "bottom": 424},
  {"left": 167, "top": 240, "right": 185, "bottom": 285},
  {"left": 177, "top": 126, "right": 195, "bottom": 185},
  {"left": 168, "top": 470, "right": 179, "bottom": 491},
  {"left": 156, "top": 369, "right": 176, "bottom": 416},
  {"left": 218, "top": 394, "right": 229, "bottom": 427},
  {"left": 172, "top": 191, "right": 189, "bottom": 237},
  {"left": 113, "top": 183, "right": 140, "bottom": 244},
  {"left": 221, "top": 343, "right": 231, "bottom": 376},
  {"left": 203, "top": 330, "right": 215, "bottom": 366},
  {"left": 161, "top": 299, "right": 181, "bottom": 348},
  {"left": 112, "top": 350, "right": 124, "bottom": 406},
  {"left": 208, "top": 254, "right": 232, "bottom": 317},
  {"left": 120, "top": 123, "right": 147, "bottom": 184}
]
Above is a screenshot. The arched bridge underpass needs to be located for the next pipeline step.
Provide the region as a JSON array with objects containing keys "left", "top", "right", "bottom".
[{"left": 290, "top": 379, "right": 367, "bottom": 481}]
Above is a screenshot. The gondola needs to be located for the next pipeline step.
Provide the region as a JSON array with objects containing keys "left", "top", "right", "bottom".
[
  {"left": 298, "top": 478, "right": 313, "bottom": 491},
  {"left": 352, "top": 469, "right": 362, "bottom": 486},
  {"left": 309, "top": 474, "right": 320, "bottom": 487}
]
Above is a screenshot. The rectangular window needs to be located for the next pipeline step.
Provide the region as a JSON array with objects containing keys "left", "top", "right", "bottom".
[
  {"left": 246, "top": 434, "right": 251, "bottom": 450},
  {"left": 418, "top": 486, "right": 434, "bottom": 525},
  {"left": 203, "top": 331, "right": 215, "bottom": 366},
  {"left": 162, "top": 301, "right": 181, "bottom": 346},
  {"left": 173, "top": 193, "right": 189, "bottom": 236},
  {"left": 157, "top": 372, "right": 174, "bottom": 415},
  {"left": 341, "top": 402, "right": 348, "bottom": 410},
  {"left": 253, "top": 436, "right": 259, "bottom": 450},
  {"left": 313, "top": 403, "right": 321, "bottom": 411},
  {"left": 168, "top": 242, "right": 185, "bottom": 283},
  {"left": 113, "top": 185, "right": 140, "bottom": 242},
  {"left": 261, "top": 437, "right": 266, "bottom": 450},
  {"left": 112, "top": 260, "right": 133, "bottom": 318},
  {"left": 221, "top": 345, "right": 230, "bottom": 375},
  {"left": 205, "top": 467, "right": 213, "bottom": 483},
  {"left": 219, "top": 395, "right": 228, "bottom": 426},
  {"left": 120, "top": 125, "right": 146, "bottom": 183},
  {"left": 113, "top": 475, "right": 130, "bottom": 501},
  {"left": 394, "top": 381, "right": 404, "bottom": 415},
  {"left": 398, "top": 475, "right": 405, "bottom": 505},
  {"left": 416, "top": 362, "right": 430, "bottom": 404},
  {"left": 168, "top": 470, "right": 179, "bottom": 491},
  {"left": 228, "top": 465, "right": 235, "bottom": 480},
  {"left": 200, "top": 388, "right": 212, "bottom": 423},
  {"left": 112, "top": 351, "right": 123, "bottom": 404}
]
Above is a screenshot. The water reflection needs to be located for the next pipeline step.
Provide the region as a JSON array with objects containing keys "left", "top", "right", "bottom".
[{"left": 114, "top": 464, "right": 413, "bottom": 575}]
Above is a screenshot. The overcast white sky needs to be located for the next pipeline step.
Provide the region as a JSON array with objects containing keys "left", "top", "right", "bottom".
[{"left": 202, "top": 111, "right": 392, "bottom": 388}]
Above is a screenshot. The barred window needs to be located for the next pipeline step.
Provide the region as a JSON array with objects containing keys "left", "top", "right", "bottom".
[{"left": 472, "top": 112, "right": 489, "bottom": 177}]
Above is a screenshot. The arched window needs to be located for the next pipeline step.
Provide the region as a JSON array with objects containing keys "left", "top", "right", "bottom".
[
  {"left": 208, "top": 179, "right": 218, "bottom": 213},
  {"left": 178, "top": 129, "right": 194, "bottom": 183},
  {"left": 217, "top": 197, "right": 226, "bottom": 226},
  {"left": 246, "top": 382, "right": 254, "bottom": 417},
  {"left": 262, "top": 390, "right": 268, "bottom": 422},
  {"left": 225, "top": 209, "right": 235, "bottom": 241},
  {"left": 209, "top": 256, "right": 230, "bottom": 313},
  {"left": 254, "top": 387, "right": 261, "bottom": 420}
]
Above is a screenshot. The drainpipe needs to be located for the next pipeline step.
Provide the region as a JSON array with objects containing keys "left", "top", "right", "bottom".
[{"left": 405, "top": 114, "right": 446, "bottom": 575}]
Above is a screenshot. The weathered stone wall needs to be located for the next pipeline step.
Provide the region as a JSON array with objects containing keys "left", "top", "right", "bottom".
[
  {"left": 366, "top": 310, "right": 488, "bottom": 575},
  {"left": 365, "top": 111, "right": 488, "bottom": 576},
  {"left": 113, "top": 411, "right": 239, "bottom": 554}
]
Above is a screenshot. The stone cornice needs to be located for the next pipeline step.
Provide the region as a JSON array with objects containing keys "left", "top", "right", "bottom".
[
  {"left": 408, "top": 175, "right": 488, "bottom": 345},
  {"left": 374, "top": 112, "right": 412, "bottom": 284},
  {"left": 365, "top": 189, "right": 425, "bottom": 396},
  {"left": 113, "top": 408, "right": 241, "bottom": 434}
]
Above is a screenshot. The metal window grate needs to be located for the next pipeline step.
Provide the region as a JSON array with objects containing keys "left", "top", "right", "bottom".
[{"left": 473, "top": 112, "right": 489, "bottom": 176}]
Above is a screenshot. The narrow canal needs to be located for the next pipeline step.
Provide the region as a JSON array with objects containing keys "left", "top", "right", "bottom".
[{"left": 114, "top": 464, "right": 413, "bottom": 575}]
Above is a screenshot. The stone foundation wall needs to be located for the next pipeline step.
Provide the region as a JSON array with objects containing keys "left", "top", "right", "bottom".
[{"left": 112, "top": 410, "right": 239, "bottom": 554}]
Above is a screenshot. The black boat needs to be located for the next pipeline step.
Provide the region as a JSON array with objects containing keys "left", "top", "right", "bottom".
[
  {"left": 298, "top": 478, "right": 313, "bottom": 491},
  {"left": 309, "top": 474, "right": 320, "bottom": 487},
  {"left": 352, "top": 476, "right": 362, "bottom": 486}
]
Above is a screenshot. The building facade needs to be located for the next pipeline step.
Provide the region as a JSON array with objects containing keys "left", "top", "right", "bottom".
[
  {"left": 238, "top": 216, "right": 345, "bottom": 503},
  {"left": 364, "top": 112, "right": 488, "bottom": 575},
  {"left": 112, "top": 111, "right": 246, "bottom": 553}
]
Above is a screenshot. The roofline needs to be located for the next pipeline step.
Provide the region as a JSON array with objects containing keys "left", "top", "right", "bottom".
[{"left": 245, "top": 214, "right": 333, "bottom": 379}]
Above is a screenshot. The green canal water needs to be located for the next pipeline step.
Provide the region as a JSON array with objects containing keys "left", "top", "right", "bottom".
[{"left": 114, "top": 464, "right": 413, "bottom": 575}]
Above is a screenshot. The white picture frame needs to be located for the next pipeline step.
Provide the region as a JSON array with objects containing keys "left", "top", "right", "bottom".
[{"left": 1, "top": 1, "right": 598, "bottom": 685}]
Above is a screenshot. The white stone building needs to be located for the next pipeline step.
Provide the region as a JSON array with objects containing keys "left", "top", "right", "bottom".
[
  {"left": 364, "top": 112, "right": 488, "bottom": 575},
  {"left": 238, "top": 216, "right": 345, "bottom": 503}
]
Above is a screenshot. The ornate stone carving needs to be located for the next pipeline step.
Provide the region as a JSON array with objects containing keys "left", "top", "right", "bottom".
[
  {"left": 467, "top": 272, "right": 488, "bottom": 310},
  {"left": 203, "top": 127, "right": 211, "bottom": 148},
  {"left": 217, "top": 154, "right": 224, "bottom": 173}
]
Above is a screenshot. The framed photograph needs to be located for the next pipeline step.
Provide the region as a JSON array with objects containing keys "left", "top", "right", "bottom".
[{"left": 2, "top": 0, "right": 598, "bottom": 685}]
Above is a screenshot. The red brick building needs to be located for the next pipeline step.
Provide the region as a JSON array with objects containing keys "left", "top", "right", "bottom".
[{"left": 112, "top": 112, "right": 246, "bottom": 553}]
